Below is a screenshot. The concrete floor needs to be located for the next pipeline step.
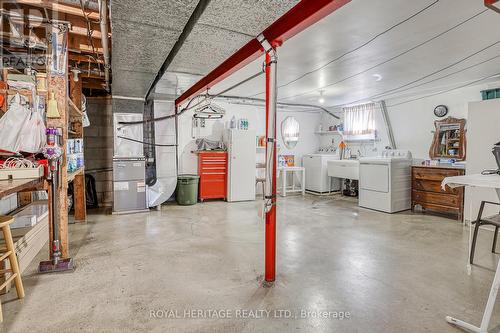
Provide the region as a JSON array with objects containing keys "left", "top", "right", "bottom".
[{"left": 2, "top": 194, "right": 500, "bottom": 332}]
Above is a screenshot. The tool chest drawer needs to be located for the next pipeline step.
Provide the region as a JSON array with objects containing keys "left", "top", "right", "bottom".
[
  {"left": 197, "top": 151, "right": 227, "bottom": 201},
  {"left": 412, "top": 167, "right": 462, "bottom": 181}
]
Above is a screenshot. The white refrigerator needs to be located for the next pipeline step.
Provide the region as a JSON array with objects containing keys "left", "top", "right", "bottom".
[{"left": 226, "top": 129, "right": 256, "bottom": 202}]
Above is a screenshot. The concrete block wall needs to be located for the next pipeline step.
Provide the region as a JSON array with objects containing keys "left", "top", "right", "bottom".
[{"left": 84, "top": 97, "right": 113, "bottom": 207}]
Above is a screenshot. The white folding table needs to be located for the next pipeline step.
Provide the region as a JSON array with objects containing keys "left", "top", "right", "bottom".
[
  {"left": 277, "top": 166, "right": 305, "bottom": 197},
  {"left": 442, "top": 173, "right": 500, "bottom": 333}
]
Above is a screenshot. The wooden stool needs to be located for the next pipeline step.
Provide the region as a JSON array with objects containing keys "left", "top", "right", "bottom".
[
  {"left": 256, "top": 178, "right": 266, "bottom": 198},
  {"left": 0, "top": 216, "right": 25, "bottom": 322}
]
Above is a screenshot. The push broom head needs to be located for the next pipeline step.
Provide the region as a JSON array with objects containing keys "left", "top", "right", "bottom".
[{"left": 38, "top": 258, "right": 75, "bottom": 274}]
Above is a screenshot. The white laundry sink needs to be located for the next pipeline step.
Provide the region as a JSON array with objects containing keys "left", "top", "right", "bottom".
[{"left": 327, "top": 159, "right": 359, "bottom": 180}]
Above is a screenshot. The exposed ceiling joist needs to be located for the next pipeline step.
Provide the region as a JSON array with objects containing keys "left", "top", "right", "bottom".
[
  {"left": 4, "top": 5, "right": 108, "bottom": 39},
  {"left": 69, "top": 53, "right": 104, "bottom": 64},
  {"left": 15, "top": 0, "right": 100, "bottom": 20},
  {"left": 82, "top": 80, "right": 106, "bottom": 89}
]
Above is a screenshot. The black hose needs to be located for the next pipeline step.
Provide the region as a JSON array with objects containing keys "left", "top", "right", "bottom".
[
  {"left": 118, "top": 70, "right": 265, "bottom": 126},
  {"left": 117, "top": 136, "right": 177, "bottom": 147},
  {"left": 144, "top": 0, "right": 213, "bottom": 102}
]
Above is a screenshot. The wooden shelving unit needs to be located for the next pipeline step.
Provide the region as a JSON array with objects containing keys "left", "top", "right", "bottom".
[
  {"left": 0, "top": 27, "right": 87, "bottom": 260},
  {"left": 67, "top": 168, "right": 85, "bottom": 183}
]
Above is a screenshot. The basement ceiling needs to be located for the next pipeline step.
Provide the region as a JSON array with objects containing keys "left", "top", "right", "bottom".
[
  {"left": 167, "top": 0, "right": 299, "bottom": 76},
  {"left": 110, "top": 0, "right": 198, "bottom": 98},
  {"left": 110, "top": 0, "right": 299, "bottom": 98},
  {"left": 183, "top": 0, "right": 500, "bottom": 107}
]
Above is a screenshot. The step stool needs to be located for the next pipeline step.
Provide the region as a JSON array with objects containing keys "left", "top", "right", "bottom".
[{"left": 0, "top": 216, "right": 25, "bottom": 322}]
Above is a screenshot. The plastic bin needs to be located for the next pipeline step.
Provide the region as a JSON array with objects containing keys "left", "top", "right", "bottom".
[{"left": 176, "top": 175, "right": 200, "bottom": 205}]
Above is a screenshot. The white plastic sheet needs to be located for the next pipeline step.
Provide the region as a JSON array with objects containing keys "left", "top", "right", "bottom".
[
  {"left": 16, "top": 107, "right": 46, "bottom": 153},
  {"left": 0, "top": 94, "right": 30, "bottom": 153}
]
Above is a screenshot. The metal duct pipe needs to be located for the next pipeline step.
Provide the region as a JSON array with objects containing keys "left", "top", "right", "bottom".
[
  {"left": 98, "top": 0, "right": 110, "bottom": 91},
  {"left": 380, "top": 100, "right": 397, "bottom": 149},
  {"left": 144, "top": 0, "right": 212, "bottom": 102},
  {"left": 217, "top": 95, "right": 340, "bottom": 119}
]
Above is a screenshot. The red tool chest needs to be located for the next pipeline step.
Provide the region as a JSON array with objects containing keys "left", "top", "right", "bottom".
[{"left": 198, "top": 151, "right": 228, "bottom": 201}]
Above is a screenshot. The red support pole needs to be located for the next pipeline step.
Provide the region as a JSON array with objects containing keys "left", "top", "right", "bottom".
[{"left": 264, "top": 52, "right": 277, "bottom": 283}]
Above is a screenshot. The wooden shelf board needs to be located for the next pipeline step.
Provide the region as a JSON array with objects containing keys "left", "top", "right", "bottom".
[
  {"left": 0, "top": 177, "right": 44, "bottom": 200},
  {"left": 67, "top": 168, "right": 84, "bottom": 183},
  {"left": 68, "top": 98, "right": 83, "bottom": 119},
  {"left": 315, "top": 131, "right": 343, "bottom": 135}
]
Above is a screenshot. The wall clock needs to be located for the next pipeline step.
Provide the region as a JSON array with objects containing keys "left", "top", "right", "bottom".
[{"left": 434, "top": 105, "right": 448, "bottom": 117}]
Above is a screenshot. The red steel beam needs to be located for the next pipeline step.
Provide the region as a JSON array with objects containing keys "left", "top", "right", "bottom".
[
  {"left": 175, "top": 0, "right": 351, "bottom": 106},
  {"left": 485, "top": 0, "right": 500, "bottom": 13}
]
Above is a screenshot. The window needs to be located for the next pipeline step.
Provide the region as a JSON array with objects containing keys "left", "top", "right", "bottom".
[{"left": 343, "top": 102, "right": 376, "bottom": 140}]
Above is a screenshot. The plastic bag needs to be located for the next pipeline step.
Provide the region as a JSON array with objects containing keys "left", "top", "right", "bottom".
[
  {"left": 0, "top": 94, "right": 30, "bottom": 153},
  {"left": 16, "top": 107, "right": 46, "bottom": 153},
  {"left": 81, "top": 95, "right": 90, "bottom": 127}
]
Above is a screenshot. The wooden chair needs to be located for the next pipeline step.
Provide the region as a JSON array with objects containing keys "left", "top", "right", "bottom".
[
  {"left": 470, "top": 201, "right": 500, "bottom": 265},
  {"left": 0, "top": 216, "right": 25, "bottom": 322}
]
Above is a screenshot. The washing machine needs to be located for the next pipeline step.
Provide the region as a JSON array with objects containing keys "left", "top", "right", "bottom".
[
  {"left": 359, "top": 150, "right": 412, "bottom": 213},
  {"left": 303, "top": 154, "right": 341, "bottom": 194}
]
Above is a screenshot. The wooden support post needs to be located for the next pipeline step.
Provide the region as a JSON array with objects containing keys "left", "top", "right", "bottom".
[
  {"left": 69, "top": 73, "right": 87, "bottom": 222},
  {"left": 73, "top": 173, "right": 86, "bottom": 222},
  {"left": 46, "top": 26, "right": 69, "bottom": 258}
]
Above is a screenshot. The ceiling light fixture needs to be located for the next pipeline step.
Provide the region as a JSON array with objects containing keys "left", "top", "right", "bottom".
[{"left": 318, "top": 90, "right": 325, "bottom": 104}]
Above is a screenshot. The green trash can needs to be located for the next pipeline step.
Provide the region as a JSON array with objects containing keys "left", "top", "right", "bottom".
[{"left": 176, "top": 175, "right": 200, "bottom": 205}]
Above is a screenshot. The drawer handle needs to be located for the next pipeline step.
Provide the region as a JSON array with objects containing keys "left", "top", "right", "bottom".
[{"left": 202, "top": 172, "right": 226, "bottom": 175}]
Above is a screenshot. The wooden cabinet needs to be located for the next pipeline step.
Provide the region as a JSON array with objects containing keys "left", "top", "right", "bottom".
[
  {"left": 197, "top": 151, "right": 227, "bottom": 201},
  {"left": 411, "top": 166, "right": 465, "bottom": 221}
]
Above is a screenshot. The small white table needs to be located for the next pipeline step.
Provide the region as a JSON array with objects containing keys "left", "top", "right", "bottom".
[
  {"left": 277, "top": 166, "right": 305, "bottom": 197},
  {"left": 442, "top": 173, "right": 500, "bottom": 333}
]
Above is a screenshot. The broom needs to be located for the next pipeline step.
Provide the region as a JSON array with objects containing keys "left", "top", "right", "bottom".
[{"left": 46, "top": 92, "right": 60, "bottom": 118}]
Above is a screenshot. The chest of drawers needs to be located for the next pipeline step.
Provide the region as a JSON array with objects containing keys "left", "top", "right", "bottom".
[{"left": 411, "top": 166, "right": 465, "bottom": 221}]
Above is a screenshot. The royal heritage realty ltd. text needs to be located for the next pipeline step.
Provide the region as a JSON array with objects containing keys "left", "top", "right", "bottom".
[{"left": 150, "top": 309, "right": 351, "bottom": 320}]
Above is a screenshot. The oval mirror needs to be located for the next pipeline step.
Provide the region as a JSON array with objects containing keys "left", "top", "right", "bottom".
[{"left": 281, "top": 116, "right": 300, "bottom": 149}]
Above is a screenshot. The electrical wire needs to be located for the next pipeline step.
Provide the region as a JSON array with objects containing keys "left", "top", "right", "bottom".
[
  {"left": 217, "top": 95, "right": 340, "bottom": 119},
  {"left": 79, "top": 0, "right": 103, "bottom": 70},
  {"left": 256, "top": 0, "right": 440, "bottom": 95},
  {"left": 368, "top": 52, "right": 500, "bottom": 100},
  {"left": 385, "top": 71, "right": 500, "bottom": 108},
  {"left": 333, "top": 40, "right": 500, "bottom": 107},
  {"left": 369, "top": 40, "right": 500, "bottom": 99},
  {"left": 279, "top": 8, "right": 488, "bottom": 101},
  {"left": 0, "top": 157, "right": 35, "bottom": 169},
  {"left": 117, "top": 136, "right": 177, "bottom": 147},
  {"left": 117, "top": 70, "right": 265, "bottom": 127}
]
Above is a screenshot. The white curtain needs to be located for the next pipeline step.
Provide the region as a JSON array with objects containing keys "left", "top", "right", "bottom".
[{"left": 343, "top": 102, "right": 375, "bottom": 135}]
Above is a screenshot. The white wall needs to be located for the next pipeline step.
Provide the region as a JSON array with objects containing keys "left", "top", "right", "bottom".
[
  {"left": 317, "top": 81, "right": 499, "bottom": 161},
  {"left": 465, "top": 98, "right": 500, "bottom": 219},
  {"left": 177, "top": 101, "right": 322, "bottom": 174},
  {"left": 386, "top": 87, "right": 482, "bottom": 160}
]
